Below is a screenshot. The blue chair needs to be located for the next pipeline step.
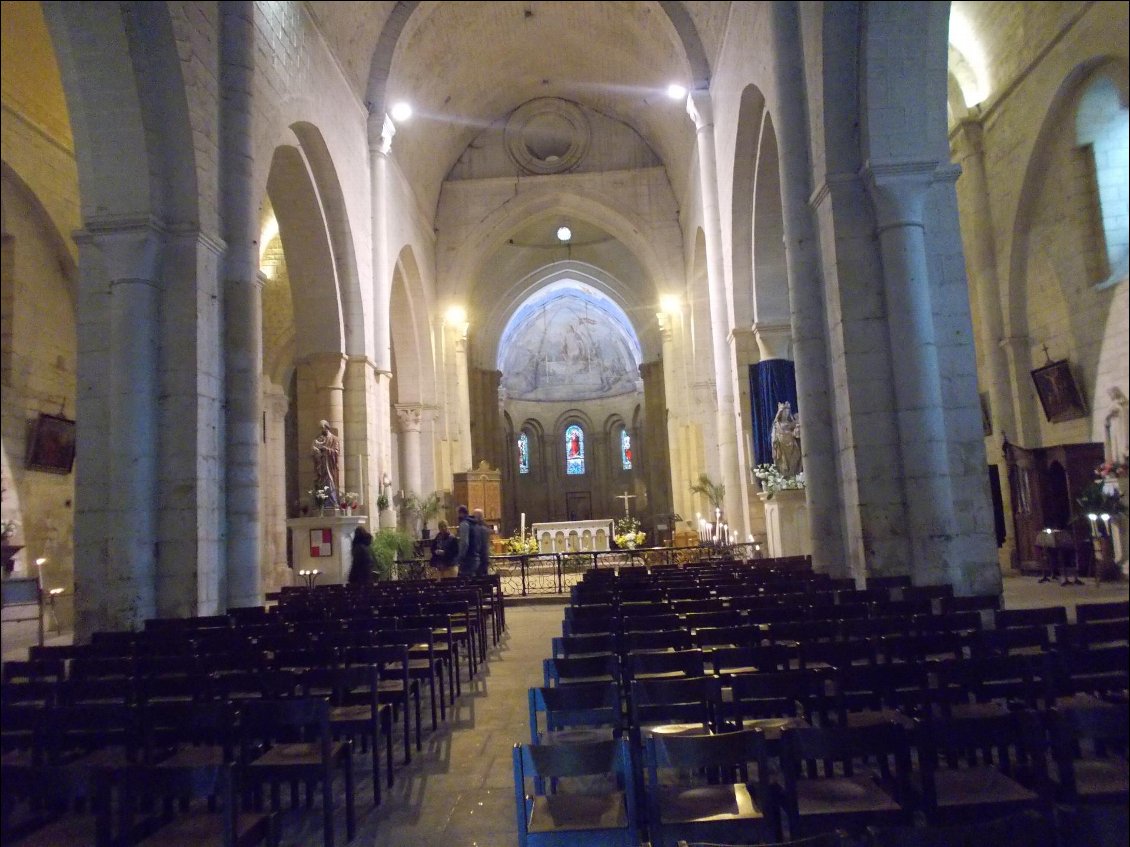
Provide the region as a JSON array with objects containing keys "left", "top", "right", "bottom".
[{"left": 512, "top": 737, "right": 638, "bottom": 847}]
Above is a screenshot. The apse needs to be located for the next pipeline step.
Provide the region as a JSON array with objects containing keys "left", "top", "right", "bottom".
[{"left": 497, "top": 280, "right": 642, "bottom": 403}]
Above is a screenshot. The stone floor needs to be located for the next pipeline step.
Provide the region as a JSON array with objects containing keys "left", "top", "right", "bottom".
[{"left": 2, "top": 571, "right": 1127, "bottom": 846}]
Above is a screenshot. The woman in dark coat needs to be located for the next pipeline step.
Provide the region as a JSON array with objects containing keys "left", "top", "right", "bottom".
[{"left": 348, "top": 525, "right": 375, "bottom": 585}]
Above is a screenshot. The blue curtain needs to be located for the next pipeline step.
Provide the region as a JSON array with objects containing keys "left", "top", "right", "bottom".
[{"left": 749, "top": 360, "right": 798, "bottom": 466}]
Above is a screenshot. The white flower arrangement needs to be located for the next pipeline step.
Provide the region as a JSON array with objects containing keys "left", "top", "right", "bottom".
[
  {"left": 753, "top": 464, "right": 805, "bottom": 499},
  {"left": 614, "top": 516, "right": 646, "bottom": 549}
]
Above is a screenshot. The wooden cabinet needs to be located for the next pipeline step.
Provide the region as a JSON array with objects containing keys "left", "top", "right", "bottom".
[
  {"left": 1002, "top": 440, "right": 1103, "bottom": 575},
  {"left": 453, "top": 461, "right": 502, "bottom": 528}
]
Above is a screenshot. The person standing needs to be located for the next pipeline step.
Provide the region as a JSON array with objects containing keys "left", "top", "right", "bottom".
[
  {"left": 472, "top": 507, "right": 492, "bottom": 576},
  {"left": 430, "top": 519, "right": 459, "bottom": 579},
  {"left": 455, "top": 505, "right": 479, "bottom": 577},
  {"left": 348, "top": 525, "right": 375, "bottom": 585}
]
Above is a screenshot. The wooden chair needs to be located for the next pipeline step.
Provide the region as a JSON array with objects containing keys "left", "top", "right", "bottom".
[
  {"left": 302, "top": 663, "right": 394, "bottom": 804},
  {"left": 1075, "top": 601, "right": 1129, "bottom": 624},
  {"left": 1047, "top": 701, "right": 1129, "bottom": 808},
  {"left": 624, "top": 648, "right": 705, "bottom": 684},
  {"left": 551, "top": 632, "right": 617, "bottom": 659},
  {"left": 345, "top": 644, "right": 421, "bottom": 764},
  {"left": 543, "top": 654, "right": 621, "bottom": 688},
  {"left": 512, "top": 737, "right": 638, "bottom": 847},
  {"left": 780, "top": 722, "right": 913, "bottom": 838},
  {"left": 725, "top": 670, "right": 819, "bottom": 729},
  {"left": 379, "top": 626, "right": 447, "bottom": 730},
  {"left": 865, "top": 808, "right": 1057, "bottom": 847},
  {"left": 141, "top": 699, "right": 239, "bottom": 768},
  {"left": 238, "top": 697, "right": 355, "bottom": 847},
  {"left": 644, "top": 728, "right": 776, "bottom": 847},
  {"left": 675, "top": 832, "right": 848, "bottom": 847},
  {"left": 0, "top": 762, "right": 116, "bottom": 847},
  {"left": 912, "top": 711, "right": 1048, "bottom": 827},
  {"left": 826, "top": 663, "right": 927, "bottom": 729},
  {"left": 118, "top": 761, "right": 277, "bottom": 847}
]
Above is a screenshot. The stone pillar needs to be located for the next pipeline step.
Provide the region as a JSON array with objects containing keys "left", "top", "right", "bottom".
[
  {"left": 396, "top": 404, "right": 424, "bottom": 498},
  {"left": 369, "top": 114, "right": 394, "bottom": 375},
  {"left": 863, "top": 161, "right": 961, "bottom": 574},
  {"left": 657, "top": 312, "right": 687, "bottom": 521},
  {"left": 344, "top": 356, "right": 378, "bottom": 514},
  {"left": 221, "top": 2, "right": 262, "bottom": 609},
  {"left": 73, "top": 222, "right": 162, "bottom": 636},
  {"left": 770, "top": 2, "right": 846, "bottom": 573},
  {"left": 453, "top": 323, "right": 473, "bottom": 472},
  {"left": 262, "top": 383, "right": 290, "bottom": 593},
  {"left": 953, "top": 117, "right": 1018, "bottom": 570},
  {"left": 686, "top": 91, "right": 746, "bottom": 536}
]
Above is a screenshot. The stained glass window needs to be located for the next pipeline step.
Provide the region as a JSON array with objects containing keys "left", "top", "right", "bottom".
[
  {"left": 620, "top": 428, "right": 632, "bottom": 470},
  {"left": 565, "top": 424, "right": 585, "bottom": 475},
  {"left": 518, "top": 432, "right": 530, "bottom": 475}
]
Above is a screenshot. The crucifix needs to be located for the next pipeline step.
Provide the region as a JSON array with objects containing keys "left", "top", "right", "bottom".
[{"left": 615, "top": 490, "right": 637, "bottom": 518}]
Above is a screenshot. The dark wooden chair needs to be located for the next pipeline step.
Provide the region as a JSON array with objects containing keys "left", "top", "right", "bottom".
[
  {"left": 379, "top": 627, "right": 447, "bottom": 730},
  {"left": 912, "top": 711, "right": 1049, "bottom": 826},
  {"left": 0, "top": 761, "right": 116, "bottom": 847},
  {"left": 302, "top": 663, "right": 394, "bottom": 804},
  {"left": 624, "top": 648, "right": 705, "bottom": 684},
  {"left": 865, "top": 808, "right": 1057, "bottom": 847},
  {"left": 345, "top": 644, "right": 420, "bottom": 764},
  {"left": 644, "top": 728, "right": 776, "bottom": 847},
  {"left": 118, "top": 761, "right": 277, "bottom": 846},
  {"left": 725, "top": 670, "right": 819, "bottom": 729},
  {"left": 1047, "top": 701, "right": 1128, "bottom": 808},
  {"left": 238, "top": 697, "right": 355, "bottom": 847},
  {"left": 780, "top": 722, "right": 913, "bottom": 838},
  {"left": 675, "top": 830, "right": 849, "bottom": 846},
  {"left": 528, "top": 682, "right": 623, "bottom": 746}
]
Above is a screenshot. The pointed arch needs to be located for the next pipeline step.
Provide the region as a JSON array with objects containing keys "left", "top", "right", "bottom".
[{"left": 388, "top": 246, "right": 435, "bottom": 406}]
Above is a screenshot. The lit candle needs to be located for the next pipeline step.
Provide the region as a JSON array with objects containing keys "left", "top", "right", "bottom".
[
  {"left": 521, "top": 512, "right": 526, "bottom": 540},
  {"left": 1100, "top": 513, "right": 1112, "bottom": 536},
  {"left": 1087, "top": 513, "right": 1099, "bottom": 537}
]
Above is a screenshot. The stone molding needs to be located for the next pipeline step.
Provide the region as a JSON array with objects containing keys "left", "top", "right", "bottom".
[{"left": 504, "top": 98, "right": 590, "bottom": 175}]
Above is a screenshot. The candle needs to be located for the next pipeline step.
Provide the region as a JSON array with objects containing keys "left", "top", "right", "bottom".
[
  {"left": 1087, "top": 513, "right": 1099, "bottom": 537},
  {"left": 357, "top": 456, "right": 364, "bottom": 505},
  {"left": 521, "top": 512, "right": 526, "bottom": 539}
]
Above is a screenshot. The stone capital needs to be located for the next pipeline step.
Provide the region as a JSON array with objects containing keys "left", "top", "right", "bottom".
[
  {"left": 753, "top": 321, "right": 793, "bottom": 360},
  {"left": 395, "top": 404, "right": 423, "bottom": 433},
  {"left": 369, "top": 113, "right": 396, "bottom": 156},
  {"left": 74, "top": 217, "right": 165, "bottom": 284},
  {"left": 860, "top": 159, "right": 939, "bottom": 231}
]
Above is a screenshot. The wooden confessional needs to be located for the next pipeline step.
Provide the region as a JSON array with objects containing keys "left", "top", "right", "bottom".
[{"left": 1002, "top": 439, "right": 1103, "bottom": 575}]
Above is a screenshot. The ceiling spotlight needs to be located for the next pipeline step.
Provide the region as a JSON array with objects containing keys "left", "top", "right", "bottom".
[
  {"left": 660, "top": 294, "right": 682, "bottom": 314},
  {"left": 666, "top": 83, "right": 687, "bottom": 100},
  {"left": 390, "top": 101, "right": 413, "bottom": 122},
  {"left": 556, "top": 225, "right": 572, "bottom": 242},
  {"left": 445, "top": 305, "right": 467, "bottom": 326}
]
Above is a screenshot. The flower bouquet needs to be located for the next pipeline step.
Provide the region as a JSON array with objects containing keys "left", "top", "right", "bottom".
[
  {"left": 308, "top": 485, "right": 333, "bottom": 511},
  {"left": 753, "top": 464, "right": 805, "bottom": 499},
  {"left": 506, "top": 532, "right": 539, "bottom": 554},
  {"left": 614, "top": 516, "right": 645, "bottom": 549}
]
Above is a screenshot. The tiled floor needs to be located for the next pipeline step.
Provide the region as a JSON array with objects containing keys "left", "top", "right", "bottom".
[{"left": 3, "top": 572, "right": 1127, "bottom": 846}]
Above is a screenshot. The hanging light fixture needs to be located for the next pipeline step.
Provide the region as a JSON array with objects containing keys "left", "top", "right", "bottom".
[{"left": 556, "top": 224, "right": 572, "bottom": 242}]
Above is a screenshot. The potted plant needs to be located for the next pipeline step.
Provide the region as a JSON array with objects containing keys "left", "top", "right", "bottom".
[
  {"left": 689, "top": 473, "right": 726, "bottom": 515},
  {"left": 370, "top": 527, "right": 417, "bottom": 582},
  {"left": 413, "top": 491, "right": 444, "bottom": 539}
]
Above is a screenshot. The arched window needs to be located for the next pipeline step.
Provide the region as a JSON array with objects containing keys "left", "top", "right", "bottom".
[
  {"left": 1076, "top": 70, "right": 1129, "bottom": 286},
  {"left": 517, "top": 431, "right": 530, "bottom": 475},
  {"left": 565, "top": 424, "right": 585, "bottom": 475},
  {"left": 620, "top": 428, "right": 632, "bottom": 470}
]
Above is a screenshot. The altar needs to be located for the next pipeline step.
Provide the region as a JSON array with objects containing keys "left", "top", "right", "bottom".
[{"left": 533, "top": 519, "right": 614, "bottom": 554}]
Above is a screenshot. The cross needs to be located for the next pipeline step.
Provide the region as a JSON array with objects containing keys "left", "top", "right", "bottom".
[{"left": 615, "top": 491, "right": 637, "bottom": 518}]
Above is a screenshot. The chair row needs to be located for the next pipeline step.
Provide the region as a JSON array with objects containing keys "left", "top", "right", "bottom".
[{"left": 513, "top": 700, "right": 1128, "bottom": 846}]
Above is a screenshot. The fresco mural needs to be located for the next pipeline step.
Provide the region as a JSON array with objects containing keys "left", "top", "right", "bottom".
[{"left": 498, "top": 284, "right": 642, "bottom": 401}]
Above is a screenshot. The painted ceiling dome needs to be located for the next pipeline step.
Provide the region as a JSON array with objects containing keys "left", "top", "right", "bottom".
[{"left": 497, "top": 281, "right": 642, "bottom": 402}]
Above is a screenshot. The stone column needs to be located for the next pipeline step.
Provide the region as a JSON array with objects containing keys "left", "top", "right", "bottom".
[
  {"left": 770, "top": 2, "right": 846, "bottom": 573},
  {"left": 657, "top": 312, "right": 687, "bottom": 521},
  {"left": 369, "top": 114, "right": 394, "bottom": 375},
  {"left": 453, "top": 322, "right": 473, "bottom": 472},
  {"left": 344, "top": 356, "right": 378, "bottom": 514},
  {"left": 262, "top": 384, "right": 290, "bottom": 593},
  {"left": 396, "top": 404, "right": 424, "bottom": 498},
  {"left": 686, "top": 91, "right": 746, "bottom": 535},
  {"left": 863, "top": 161, "right": 959, "bottom": 567},
  {"left": 221, "top": 2, "right": 262, "bottom": 609},
  {"left": 73, "top": 222, "right": 162, "bottom": 636}
]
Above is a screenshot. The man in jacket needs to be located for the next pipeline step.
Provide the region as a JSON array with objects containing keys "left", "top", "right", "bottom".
[
  {"left": 455, "top": 504, "right": 479, "bottom": 577},
  {"left": 472, "top": 507, "right": 492, "bottom": 576}
]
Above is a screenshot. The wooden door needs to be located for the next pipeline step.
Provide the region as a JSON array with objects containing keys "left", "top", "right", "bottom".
[{"left": 565, "top": 492, "right": 591, "bottom": 521}]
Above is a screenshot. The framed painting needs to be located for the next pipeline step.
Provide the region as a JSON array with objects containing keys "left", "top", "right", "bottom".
[
  {"left": 26, "top": 413, "right": 76, "bottom": 474},
  {"left": 1031, "top": 360, "right": 1087, "bottom": 423}
]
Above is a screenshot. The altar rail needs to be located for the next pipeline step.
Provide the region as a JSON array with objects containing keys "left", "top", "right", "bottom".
[{"left": 488, "top": 542, "right": 768, "bottom": 597}]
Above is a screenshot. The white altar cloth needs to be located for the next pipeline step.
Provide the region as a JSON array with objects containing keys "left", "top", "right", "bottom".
[{"left": 533, "top": 519, "right": 614, "bottom": 553}]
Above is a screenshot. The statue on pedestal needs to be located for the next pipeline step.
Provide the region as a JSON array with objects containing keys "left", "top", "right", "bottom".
[
  {"left": 771, "top": 402, "right": 803, "bottom": 478},
  {"left": 311, "top": 420, "right": 341, "bottom": 508}
]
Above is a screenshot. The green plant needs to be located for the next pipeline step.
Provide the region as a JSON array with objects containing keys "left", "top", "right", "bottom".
[
  {"left": 411, "top": 491, "right": 444, "bottom": 525},
  {"left": 370, "top": 528, "right": 416, "bottom": 581},
  {"left": 376, "top": 491, "right": 390, "bottom": 512},
  {"left": 689, "top": 473, "right": 726, "bottom": 511}
]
